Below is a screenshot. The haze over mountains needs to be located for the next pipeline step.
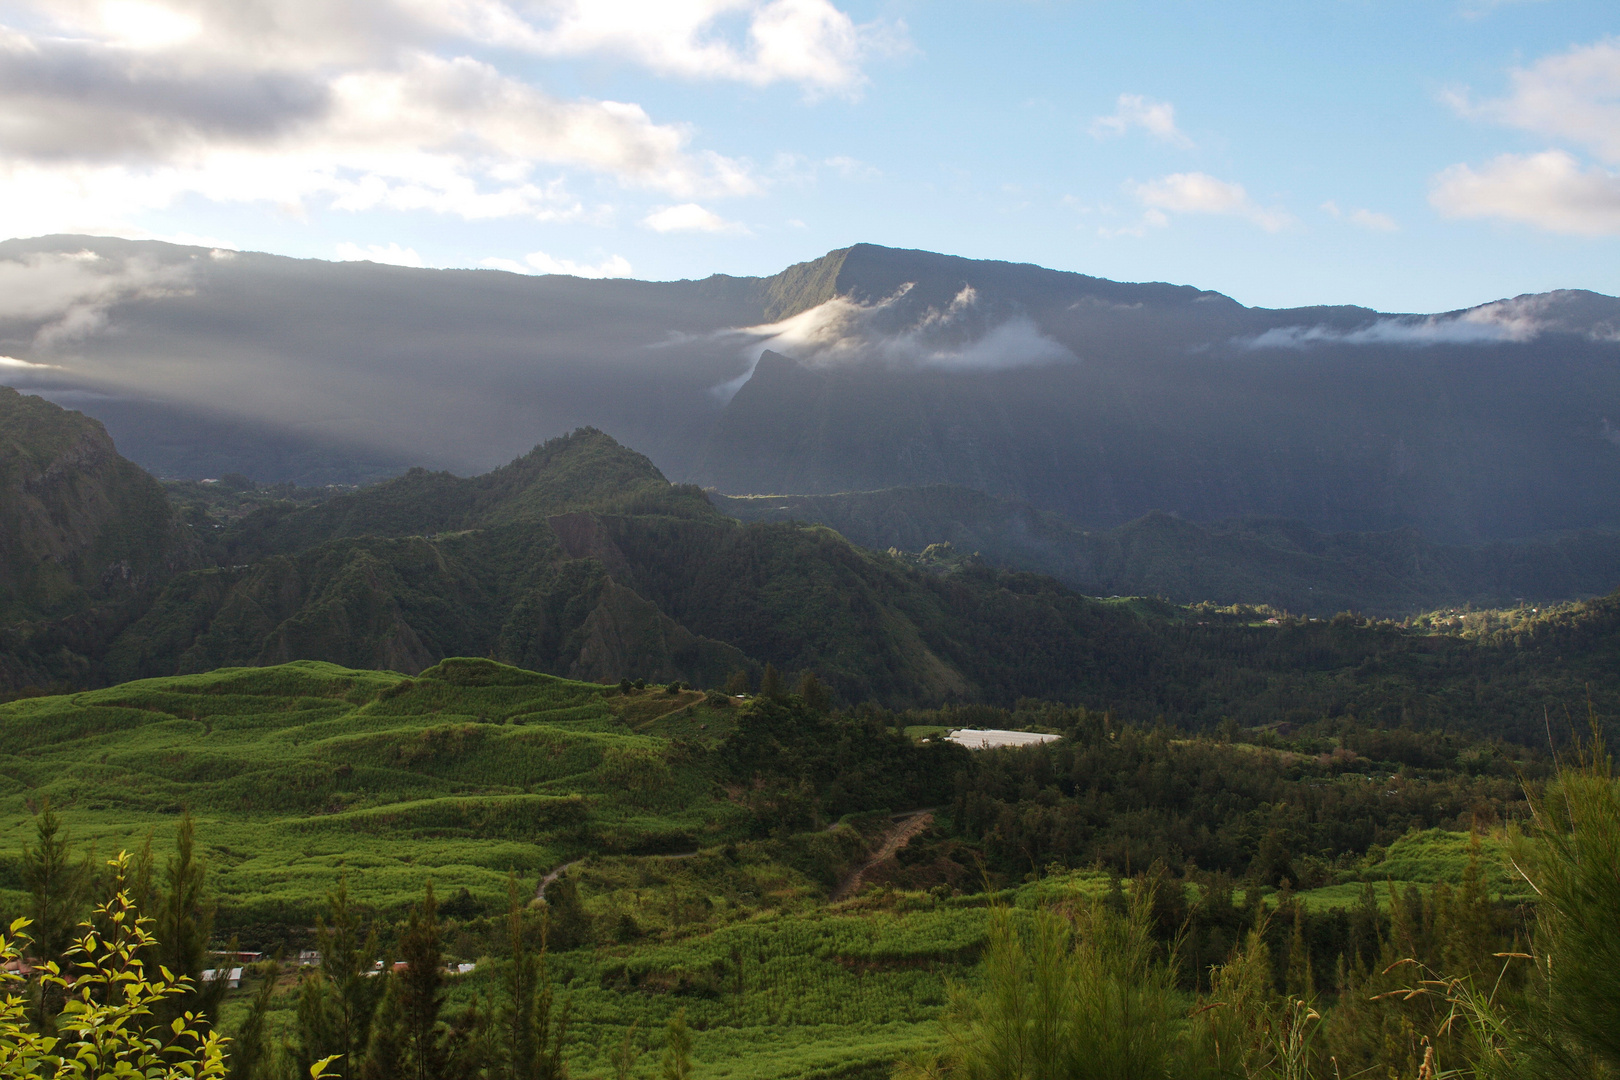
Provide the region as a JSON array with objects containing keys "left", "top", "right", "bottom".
[{"left": 5, "top": 236, "right": 1620, "bottom": 547}]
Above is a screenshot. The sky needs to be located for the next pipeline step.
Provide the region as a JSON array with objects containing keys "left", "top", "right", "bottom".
[{"left": 0, "top": 0, "right": 1617, "bottom": 311}]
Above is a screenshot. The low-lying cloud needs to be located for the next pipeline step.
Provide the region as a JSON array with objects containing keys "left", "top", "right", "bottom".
[
  {"left": 0, "top": 249, "right": 195, "bottom": 350},
  {"left": 699, "top": 284, "right": 1077, "bottom": 398},
  {"left": 1248, "top": 292, "right": 1620, "bottom": 348}
]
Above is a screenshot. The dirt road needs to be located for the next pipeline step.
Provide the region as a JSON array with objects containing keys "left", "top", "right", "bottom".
[{"left": 831, "top": 810, "right": 934, "bottom": 901}]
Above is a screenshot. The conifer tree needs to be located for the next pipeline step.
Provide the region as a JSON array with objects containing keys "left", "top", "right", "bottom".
[
  {"left": 500, "top": 873, "right": 569, "bottom": 1080},
  {"left": 609, "top": 1022, "right": 640, "bottom": 1080},
  {"left": 296, "top": 969, "right": 344, "bottom": 1079},
  {"left": 660, "top": 1008, "right": 693, "bottom": 1080},
  {"left": 360, "top": 977, "right": 410, "bottom": 1080},
  {"left": 20, "top": 798, "right": 92, "bottom": 1029},
  {"left": 400, "top": 882, "right": 448, "bottom": 1080},
  {"left": 154, "top": 812, "right": 225, "bottom": 1028},
  {"left": 796, "top": 671, "right": 830, "bottom": 711},
  {"left": 312, "top": 876, "right": 383, "bottom": 1075},
  {"left": 228, "top": 961, "right": 281, "bottom": 1080}
]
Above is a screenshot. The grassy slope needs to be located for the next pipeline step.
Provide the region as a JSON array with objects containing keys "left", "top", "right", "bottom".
[
  {"left": 0, "top": 658, "right": 747, "bottom": 925},
  {"left": 3, "top": 658, "right": 1539, "bottom": 1079}
]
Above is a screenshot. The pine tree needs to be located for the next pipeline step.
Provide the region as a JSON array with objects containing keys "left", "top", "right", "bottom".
[
  {"left": 796, "top": 671, "right": 830, "bottom": 711},
  {"left": 501, "top": 873, "right": 568, "bottom": 1080},
  {"left": 360, "top": 977, "right": 410, "bottom": 1080},
  {"left": 314, "top": 876, "right": 383, "bottom": 1075},
  {"left": 660, "top": 1008, "right": 693, "bottom": 1080},
  {"left": 154, "top": 812, "right": 225, "bottom": 1028},
  {"left": 296, "top": 968, "right": 344, "bottom": 1079},
  {"left": 609, "top": 1022, "right": 640, "bottom": 1080},
  {"left": 20, "top": 798, "right": 92, "bottom": 1029},
  {"left": 228, "top": 961, "right": 280, "bottom": 1080},
  {"left": 400, "top": 881, "right": 448, "bottom": 1080}
]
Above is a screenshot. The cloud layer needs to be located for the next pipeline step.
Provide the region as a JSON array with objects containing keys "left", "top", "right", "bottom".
[
  {"left": 0, "top": 0, "right": 892, "bottom": 238},
  {"left": 481, "top": 249, "right": 633, "bottom": 277},
  {"left": 1249, "top": 291, "right": 1620, "bottom": 348}
]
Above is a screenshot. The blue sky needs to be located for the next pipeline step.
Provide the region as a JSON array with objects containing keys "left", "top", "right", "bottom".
[{"left": 2, "top": 0, "right": 1617, "bottom": 310}]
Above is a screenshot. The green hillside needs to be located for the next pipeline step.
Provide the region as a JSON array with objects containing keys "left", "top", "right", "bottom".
[
  {"left": 0, "top": 656, "right": 1561, "bottom": 1079},
  {"left": 0, "top": 658, "right": 746, "bottom": 924}
]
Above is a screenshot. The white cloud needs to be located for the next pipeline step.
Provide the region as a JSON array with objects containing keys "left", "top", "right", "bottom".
[
  {"left": 1431, "top": 150, "right": 1620, "bottom": 236},
  {"left": 642, "top": 202, "right": 747, "bottom": 233},
  {"left": 1129, "top": 172, "right": 1293, "bottom": 231},
  {"left": 1455, "top": 38, "right": 1620, "bottom": 164},
  {"left": 1434, "top": 38, "right": 1620, "bottom": 236},
  {"left": 0, "top": 249, "right": 194, "bottom": 349},
  {"left": 1089, "top": 94, "right": 1192, "bottom": 147},
  {"left": 335, "top": 242, "right": 427, "bottom": 267},
  {"left": 1248, "top": 292, "right": 1617, "bottom": 349},
  {"left": 509, "top": 0, "right": 900, "bottom": 96},
  {"left": 481, "top": 250, "right": 632, "bottom": 277},
  {"left": 692, "top": 283, "right": 1077, "bottom": 398},
  {"left": 0, "top": 1, "right": 774, "bottom": 238},
  {"left": 1250, "top": 317, "right": 1527, "bottom": 349}
]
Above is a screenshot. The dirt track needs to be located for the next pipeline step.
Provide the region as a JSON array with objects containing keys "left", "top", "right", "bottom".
[{"left": 832, "top": 810, "right": 934, "bottom": 901}]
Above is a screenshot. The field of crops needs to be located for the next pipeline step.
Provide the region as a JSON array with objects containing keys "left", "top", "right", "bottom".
[
  {"left": 1, "top": 658, "right": 1536, "bottom": 1078},
  {"left": 0, "top": 658, "right": 749, "bottom": 926}
]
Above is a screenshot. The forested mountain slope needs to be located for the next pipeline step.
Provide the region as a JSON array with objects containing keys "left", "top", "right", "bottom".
[
  {"left": 3, "top": 390, "right": 1619, "bottom": 739},
  {"left": 713, "top": 485, "right": 1620, "bottom": 616},
  {"left": 5, "top": 237, "right": 1620, "bottom": 542}
]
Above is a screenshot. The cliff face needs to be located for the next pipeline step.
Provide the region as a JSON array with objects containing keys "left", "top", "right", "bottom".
[
  {"left": 0, "top": 387, "right": 190, "bottom": 623},
  {"left": 0, "top": 388, "right": 197, "bottom": 689}
]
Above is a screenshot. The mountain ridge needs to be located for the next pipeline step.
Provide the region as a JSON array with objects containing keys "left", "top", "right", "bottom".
[{"left": 5, "top": 236, "right": 1620, "bottom": 542}]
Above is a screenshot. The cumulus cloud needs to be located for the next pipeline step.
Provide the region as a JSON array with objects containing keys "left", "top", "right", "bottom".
[
  {"left": 1089, "top": 94, "right": 1192, "bottom": 147},
  {"left": 695, "top": 283, "right": 1077, "bottom": 397},
  {"left": 335, "top": 242, "right": 426, "bottom": 267},
  {"left": 1430, "top": 150, "right": 1620, "bottom": 236},
  {"left": 507, "top": 0, "right": 900, "bottom": 96},
  {"left": 481, "top": 249, "right": 633, "bottom": 277},
  {"left": 0, "top": 0, "right": 791, "bottom": 237},
  {"left": 1130, "top": 172, "right": 1293, "bottom": 231},
  {"left": 642, "top": 203, "right": 747, "bottom": 233},
  {"left": 1453, "top": 37, "right": 1620, "bottom": 163},
  {"left": 0, "top": 249, "right": 194, "bottom": 350},
  {"left": 1435, "top": 38, "right": 1620, "bottom": 235}
]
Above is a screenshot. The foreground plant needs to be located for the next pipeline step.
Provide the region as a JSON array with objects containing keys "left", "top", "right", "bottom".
[{"left": 0, "top": 851, "right": 227, "bottom": 1078}]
